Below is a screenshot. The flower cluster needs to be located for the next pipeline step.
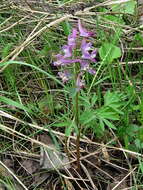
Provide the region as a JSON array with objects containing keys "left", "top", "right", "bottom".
[{"left": 52, "top": 19, "right": 96, "bottom": 91}]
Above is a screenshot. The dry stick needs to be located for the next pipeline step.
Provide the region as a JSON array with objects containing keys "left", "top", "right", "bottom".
[
  {"left": 84, "top": 158, "right": 115, "bottom": 181},
  {"left": 0, "top": 160, "right": 28, "bottom": 190},
  {"left": 0, "top": 120, "right": 142, "bottom": 179},
  {"left": 81, "top": 162, "right": 98, "bottom": 190},
  {"left": 0, "top": 14, "right": 71, "bottom": 72},
  {"left": 112, "top": 167, "right": 137, "bottom": 190},
  {"left": 83, "top": 0, "right": 131, "bottom": 13},
  {"left": 14, "top": 5, "right": 52, "bottom": 15},
  {"left": 0, "top": 16, "right": 12, "bottom": 27},
  {"left": 0, "top": 125, "right": 87, "bottom": 189},
  {"left": 0, "top": 15, "right": 29, "bottom": 33},
  {"left": 0, "top": 110, "right": 143, "bottom": 158}
]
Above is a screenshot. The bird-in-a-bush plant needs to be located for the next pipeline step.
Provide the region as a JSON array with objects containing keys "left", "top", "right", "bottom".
[{"left": 52, "top": 19, "right": 124, "bottom": 171}]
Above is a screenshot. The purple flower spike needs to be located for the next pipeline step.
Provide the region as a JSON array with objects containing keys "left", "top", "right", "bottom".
[
  {"left": 76, "top": 73, "right": 85, "bottom": 91},
  {"left": 78, "top": 19, "right": 94, "bottom": 37},
  {"left": 68, "top": 28, "right": 78, "bottom": 48},
  {"left": 62, "top": 45, "right": 72, "bottom": 58},
  {"left": 58, "top": 71, "right": 71, "bottom": 83}
]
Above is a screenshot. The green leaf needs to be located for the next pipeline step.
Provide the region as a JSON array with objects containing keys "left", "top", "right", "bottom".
[
  {"left": 2, "top": 43, "right": 12, "bottom": 58},
  {"left": 138, "top": 157, "right": 143, "bottom": 173},
  {"left": 99, "top": 43, "right": 121, "bottom": 63},
  {"left": 91, "top": 93, "right": 98, "bottom": 107},
  {"left": 66, "top": 87, "right": 77, "bottom": 98},
  {"left": 0, "top": 61, "right": 64, "bottom": 87},
  {"left": 80, "top": 110, "right": 96, "bottom": 125},
  {"left": 111, "top": 0, "right": 136, "bottom": 15},
  {"left": 96, "top": 107, "right": 119, "bottom": 120},
  {"left": 124, "top": 0, "right": 136, "bottom": 14},
  {"left": 65, "top": 124, "right": 73, "bottom": 137},
  {"left": 104, "top": 91, "right": 120, "bottom": 106},
  {"left": 103, "top": 119, "right": 116, "bottom": 130},
  {"left": 52, "top": 122, "right": 69, "bottom": 127},
  {"left": 134, "top": 139, "right": 143, "bottom": 149},
  {"left": 0, "top": 96, "right": 32, "bottom": 113},
  {"left": 61, "top": 21, "right": 71, "bottom": 36},
  {"left": 99, "top": 119, "right": 105, "bottom": 131},
  {"left": 103, "top": 15, "right": 124, "bottom": 25},
  {"left": 65, "top": 120, "right": 78, "bottom": 136},
  {"left": 3, "top": 65, "right": 16, "bottom": 89}
]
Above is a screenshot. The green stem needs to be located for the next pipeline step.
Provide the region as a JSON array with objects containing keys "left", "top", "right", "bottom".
[
  {"left": 75, "top": 91, "right": 81, "bottom": 172},
  {"left": 73, "top": 59, "right": 81, "bottom": 172}
]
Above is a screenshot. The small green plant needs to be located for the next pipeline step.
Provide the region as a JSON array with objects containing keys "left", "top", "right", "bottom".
[
  {"left": 79, "top": 91, "right": 124, "bottom": 137},
  {"left": 52, "top": 19, "right": 97, "bottom": 171},
  {"left": 52, "top": 19, "right": 124, "bottom": 171}
]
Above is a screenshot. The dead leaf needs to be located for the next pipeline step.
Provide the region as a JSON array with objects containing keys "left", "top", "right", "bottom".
[
  {"left": 101, "top": 142, "right": 110, "bottom": 161},
  {"left": 0, "top": 184, "right": 5, "bottom": 190},
  {"left": 40, "top": 147, "right": 70, "bottom": 170},
  {"left": 21, "top": 159, "right": 39, "bottom": 175},
  {"left": 39, "top": 134, "right": 70, "bottom": 171},
  {"left": 31, "top": 172, "right": 51, "bottom": 188},
  {"left": 64, "top": 178, "right": 75, "bottom": 190},
  {"left": 107, "top": 173, "right": 128, "bottom": 190}
]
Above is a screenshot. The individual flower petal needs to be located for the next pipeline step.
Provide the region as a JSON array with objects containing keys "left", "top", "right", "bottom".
[
  {"left": 90, "top": 50, "right": 97, "bottom": 59},
  {"left": 82, "top": 52, "right": 96, "bottom": 62},
  {"left": 81, "top": 51, "right": 92, "bottom": 60},
  {"left": 58, "top": 71, "right": 71, "bottom": 83},
  {"left": 62, "top": 45, "right": 72, "bottom": 57},
  {"left": 81, "top": 39, "right": 96, "bottom": 62},
  {"left": 68, "top": 28, "right": 78, "bottom": 48},
  {"left": 76, "top": 73, "right": 85, "bottom": 91},
  {"left": 80, "top": 60, "right": 90, "bottom": 71},
  {"left": 80, "top": 60, "right": 96, "bottom": 75},
  {"left": 61, "top": 59, "right": 78, "bottom": 66},
  {"left": 53, "top": 54, "right": 64, "bottom": 66},
  {"left": 88, "top": 68, "right": 96, "bottom": 75},
  {"left": 81, "top": 39, "right": 92, "bottom": 52},
  {"left": 53, "top": 54, "right": 80, "bottom": 66},
  {"left": 78, "top": 19, "right": 94, "bottom": 37}
]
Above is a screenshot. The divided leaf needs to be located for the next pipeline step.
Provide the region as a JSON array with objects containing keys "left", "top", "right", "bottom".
[{"left": 99, "top": 43, "right": 121, "bottom": 63}]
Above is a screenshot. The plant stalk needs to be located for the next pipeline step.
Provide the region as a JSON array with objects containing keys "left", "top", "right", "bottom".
[{"left": 75, "top": 90, "right": 81, "bottom": 172}]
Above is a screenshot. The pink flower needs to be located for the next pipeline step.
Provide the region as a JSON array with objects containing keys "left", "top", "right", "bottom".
[
  {"left": 80, "top": 60, "right": 90, "bottom": 71},
  {"left": 62, "top": 45, "right": 72, "bottom": 58},
  {"left": 58, "top": 71, "right": 71, "bottom": 83},
  {"left": 53, "top": 54, "right": 80, "bottom": 67},
  {"left": 90, "top": 50, "right": 97, "bottom": 59},
  {"left": 81, "top": 39, "right": 92, "bottom": 52},
  {"left": 76, "top": 73, "right": 85, "bottom": 91},
  {"left": 52, "top": 19, "right": 97, "bottom": 90},
  {"left": 68, "top": 28, "right": 78, "bottom": 48},
  {"left": 80, "top": 60, "right": 96, "bottom": 75},
  {"left": 88, "top": 68, "right": 96, "bottom": 75},
  {"left": 78, "top": 19, "right": 94, "bottom": 37},
  {"left": 53, "top": 54, "right": 79, "bottom": 66},
  {"left": 81, "top": 39, "right": 97, "bottom": 62}
]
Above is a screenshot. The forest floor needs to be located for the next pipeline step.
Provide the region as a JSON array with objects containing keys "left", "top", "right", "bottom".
[{"left": 0, "top": 0, "right": 143, "bottom": 189}]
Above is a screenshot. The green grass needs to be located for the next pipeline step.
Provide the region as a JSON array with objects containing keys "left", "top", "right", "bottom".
[{"left": 0, "top": 0, "right": 143, "bottom": 189}]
